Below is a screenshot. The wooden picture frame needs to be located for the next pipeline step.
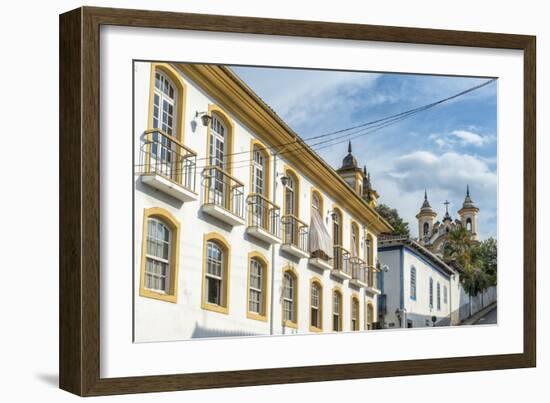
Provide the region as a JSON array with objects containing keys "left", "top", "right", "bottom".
[{"left": 59, "top": 6, "right": 536, "bottom": 396}]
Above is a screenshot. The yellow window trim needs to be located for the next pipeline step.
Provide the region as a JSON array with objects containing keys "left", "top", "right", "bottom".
[
  {"left": 350, "top": 293, "right": 360, "bottom": 331},
  {"left": 282, "top": 265, "right": 299, "bottom": 329},
  {"left": 351, "top": 220, "right": 360, "bottom": 255},
  {"left": 332, "top": 286, "right": 343, "bottom": 332},
  {"left": 332, "top": 204, "right": 343, "bottom": 246},
  {"left": 246, "top": 251, "right": 269, "bottom": 322},
  {"left": 365, "top": 300, "right": 375, "bottom": 330},
  {"left": 139, "top": 207, "right": 181, "bottom": 303},
  {"left": 309, "top": 277, "right": 324, "bottom": 333},
  {"left": 206, "top": 104, "right": 235, "bottom": 176},
  {"left": 147, "top": 63, "right": 187, "bottom": 144},
  {"left": 366, "top": 233, "right": 375, "bottom": 266},
  {"left": 201, "top": 232, "right": 231, "bottom": 315},
  {"left": 249, "top": 139, "right": 271, "bottom": 200}
]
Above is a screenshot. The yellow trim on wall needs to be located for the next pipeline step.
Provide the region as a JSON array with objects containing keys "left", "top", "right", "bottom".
[
  {"left": 282, "top": 165, "right": 300, "bottom": 218},
  {"left": 282, "top": 265, "right": 299, "bottom": 329},
  {"left": 366, "top": 233, "right": 375, "bottom": 266},
  {"left": 249, "top": 139, "right": 271, "bottom": 200},
  {"left": 201, "top": 232, "right": 231, "bottom": 315},
  {"left": 147, "top": 63, "right": 187, "bottom": 144},
  {"left": 351, "top": 220, "right": 360, "bottom": 256},
  {"left": 246, "top": 251, "right": 269, "bottom": 322},
  {"left": 206, "top": 103, "right": 235, "bottom": 176},
  {"left": 309, "top": 277, "right": 324, "bottom": 333},
  {"left": 332, "top": 286, "right": 343, "bottom": 332},
  {"left": 139, "top": 207, "right": 181, "bottom": 303},
  {"left": 332, "top": 204, "right": 343, "bottom": 246},
  {"left": 350, "top": 294, "right": 360, "bottom": 331}
]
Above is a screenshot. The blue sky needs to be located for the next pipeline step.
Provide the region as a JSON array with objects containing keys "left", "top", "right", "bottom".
[{"left": 232, "top": 66, "right": 497, "bottom": 240}]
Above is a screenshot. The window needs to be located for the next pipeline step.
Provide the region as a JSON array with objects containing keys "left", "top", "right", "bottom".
[
  {"left": 283, "top": 268, "right": 298, "bottom": 328},
  {"left": 202, "top": 233, "right": 230, "bottom": 314},
  {"left": 366, "top": 303, "right": 374, "bottom": 330},
  {"left": 252, "top": 145, "right": 267, "bottom": 196},
  {"left": 429, "top": 277, "right": 434, "bottom": 308},
  {"left": 209, "top": 114, "right": 227, "bottom": 170},
  {"left": 250, "top": 143, "right": 270, "bottom": 228},
  {"left": 152, "top": 71, "right": 177, "bottom": 135},
  {"left": 437, "top": 282, "right": 441, "bottom": 310},
  {"left": 139, "top": 208, "right": 180, "bottom": 303},
  {"left": 423, "top": 222, "right": 430, "bottom": 236},
  {"left": 144, "top": 218, "right": 171, "bottom": 293},
  {"left": 310, "top": 279, "right": 323, "bottom": 331},
  {"left": 332, "top": 289, "right": 343, "bottom": 331},
  {"left": 365, "top": 234, "right": 374, "bottom": 266},
  {"left": 466, "top": 217, "right": 472, "bottom": 232},
  {"left": 311, "top": 189, "right": 323, "bottom": 217},
  {"left": 332, "top": 209, "right": 342, "bottom": 246},
  {"left": 351, "top": 222, "right": 359, "bottom": 257},
  {"left": 444, "top": 285, "right": 448, "bottom": 304},
  {"left": 351, "top": 296, "right": 360, "bottom": 331},
  {"left": 284, "top": 171, "right": 298, "bottom": 216},
  {"left": 410, "top": 266, "right": 417, "bottom": 300},
  {"left": 247, "top": 254, "right": 268, "bottom": 321}
]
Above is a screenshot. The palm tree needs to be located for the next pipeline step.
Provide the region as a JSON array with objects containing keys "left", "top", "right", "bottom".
[{"left": 443, "top": 226, "right": 473, "bottom": 267}]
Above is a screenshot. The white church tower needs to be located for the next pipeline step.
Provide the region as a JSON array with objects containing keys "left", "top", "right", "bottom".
[
  {"left": 458, "top": 185, "right": 480, "bottom": 241},
  {"left": 415, "top": 190, "right": 437, "bottom": 245}
]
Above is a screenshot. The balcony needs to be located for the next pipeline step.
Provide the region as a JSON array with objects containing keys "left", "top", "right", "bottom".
[
  {"left": 281, "top": 215, "right": 309, "bottom": 259},
  {"left": 350, "top": 257, "right": 368, "bottom": 288},
  {"left": 308, "top": 250, "right": 333, "bottom": 271},
  {"left": 365, "top": 265, "right": 382, "bottom": 295},
  {"left": 331, "top": 246, "right": 352, "bottom": 280},
  {"left": 138, "top": 129, "right": 198, "bottom": 202},
  {"left": 246, "top": 194, "right": 281, "bottom": 244},
  {"left": 201, "top": 166, "right": 245, "bottom": 226}
]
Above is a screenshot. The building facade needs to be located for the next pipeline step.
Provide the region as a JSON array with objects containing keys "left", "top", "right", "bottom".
[
  {"left": 377, "top": 237, "right": 461, "bottom": 328},
  {"left": 133, "top": 62, "right": 393, "bottom": 342}
]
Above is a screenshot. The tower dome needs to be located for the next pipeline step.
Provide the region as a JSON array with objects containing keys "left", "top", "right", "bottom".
[
  {"left": 462, "top": 184, "right": 477, "bottom": 209},
  {"left": 340, "top": 141, "right": 358, "bottom": 169}
]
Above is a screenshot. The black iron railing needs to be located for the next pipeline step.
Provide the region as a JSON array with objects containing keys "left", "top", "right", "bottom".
[
  {"left": 281, "top": 214, "right": 308, "bottom": 252},
  {"left": 139, "top": 129, "right": 197, "bottom": 192},
  {"left": 202, "top": 166, "right": 245, "bottom": 219},
  {"left": 332, "top": 246, "right": 352, "bottom": 277},
  {"left": 247, "top": 193, "right": 281, "bottom": 239}
]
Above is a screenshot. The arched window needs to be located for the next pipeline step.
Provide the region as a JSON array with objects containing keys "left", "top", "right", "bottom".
[
  {"left": 310, "top": 279, "right": 323, "bottom": 332},
  {"left": 332, "top": 289, "right": 343, "bottom": 332},
  {"left": 351, "top": 296, "right": 360, "bottom": 331},
  {"left": 365, "top": 234, "right": 374, "bottom": 266},
  {"left": 410, "top": 266, "right": 417, "bottom": 300},
  {"left": 140, "top": 208, "right": 180, "bottom": 303},
  {"left": 247, "top": 253, "right": 268, "bottom": 321},
  {"left": 282, "top": 268, "right": 298, "bottom": 328},
  {"left": 332, "top": 208, "right": 342, "bottom": 247},
  {"left": 202, "top": 233, "right": 230, "bottom": 314},
  {"left": 466, "top": 217, "right": 472, "bottom": 232},
  {"left": 209, "top": 113, "right": 227, "bottom": 170},
  {"left": 423, "top": 222, "right": 430, "bottom": 236},
  {"left": 152, "top": 71, "right": 177, "bottom": 135},
  {"left": 437, "top": 282, "right": 441, "bottom": 311},
  {"left": 429, "top": 277, "right": 434, "bottom": 308},
  {"left": 284, "top": 170, "right": 298, "bottom": 217},
  {"left": 311, "top": 189, "right": 324, "bottom": 218},
  {"left": 366, "top": 303, "right": 374, "bottom": 330},
  {"left": 251, "top": 144, "right": 267, "bottom": 196},
  {"left": 351, "top": 222, "right": 359, "bottom": 257}
]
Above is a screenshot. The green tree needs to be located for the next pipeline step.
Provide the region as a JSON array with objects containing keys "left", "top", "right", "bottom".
[
  {"left": 472, "top": 237, "right": 497, "bottom": 286},
  {"left": 375, "top": 204, "right": 410, "bottom": 237}
]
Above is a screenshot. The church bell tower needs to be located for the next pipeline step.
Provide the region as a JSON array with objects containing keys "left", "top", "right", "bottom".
[
  {"left": 416, "top": 190, "right": 437, "bottom": 245},
  {"left": 458, "top": 185, "right": 479, "bottom": 241}
]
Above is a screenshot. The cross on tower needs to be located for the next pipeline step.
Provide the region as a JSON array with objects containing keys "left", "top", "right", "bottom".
[{"left": 444, "top": 200, "right": 450, "bottom": 214}]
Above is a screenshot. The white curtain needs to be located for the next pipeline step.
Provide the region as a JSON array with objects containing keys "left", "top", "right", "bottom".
[{"left": 309, "top": 209, "right": 333, "bottom": 259}]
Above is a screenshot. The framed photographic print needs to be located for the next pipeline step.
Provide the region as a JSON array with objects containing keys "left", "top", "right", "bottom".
[{"left": 59, "top": 6, "right": 536, "bottom": 396}]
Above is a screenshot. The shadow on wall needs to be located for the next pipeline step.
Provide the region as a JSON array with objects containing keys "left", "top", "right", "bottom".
[{"left": 191, "top": 323, "right": 263, "bottom": 339}]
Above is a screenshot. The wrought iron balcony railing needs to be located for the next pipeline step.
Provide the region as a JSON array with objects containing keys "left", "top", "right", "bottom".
[
  {"left": 281, "top": 214, "right": 309, "bottom": 252},
  {"left": 332, "top": 246, "right": 352, "bottom": 277},
  {"left": 247, "top": 193, "right": 281, "bottom": 239},
  {"left": 351, "top": 257, "right": 368, "bottom": 284},
  {"left": 202, "top": 166, "right": 245, "bottom": 219},
  {"left": 138, "top": 129, "right": 197, "bottom": 192}
]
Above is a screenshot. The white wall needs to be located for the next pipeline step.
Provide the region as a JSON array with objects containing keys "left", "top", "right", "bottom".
[{"left": 1, "top": 1, "right": 546, "bottom": 403}]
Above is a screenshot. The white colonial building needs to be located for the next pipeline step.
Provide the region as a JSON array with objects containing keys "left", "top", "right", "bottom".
[
  {"left": 377, "top": 237, "right": 461, "bottom": 328},
  {"left": 133, "top": 62, "right": 393, "bottom": 342}
]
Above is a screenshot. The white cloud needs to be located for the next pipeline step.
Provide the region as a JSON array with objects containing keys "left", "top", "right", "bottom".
[
  {"left": 372, "top": 150, "right": 497, "bottom": 239},
  {"left": 451, "top": 130, "right": 490, "bottom": 146}
]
